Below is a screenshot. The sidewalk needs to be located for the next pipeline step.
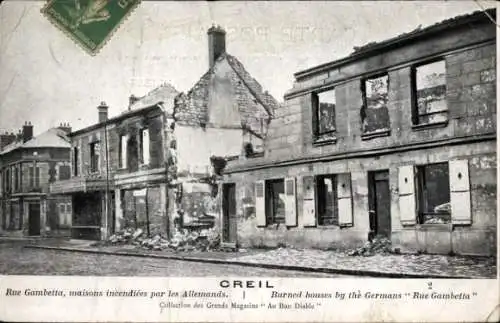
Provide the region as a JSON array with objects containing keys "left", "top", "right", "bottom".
[{"left": 22, "top": 239, "right": 497, "bottom": 279}]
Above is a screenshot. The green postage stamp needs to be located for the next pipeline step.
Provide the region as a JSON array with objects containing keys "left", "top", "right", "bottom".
[{"left": 41, "top": 0, "right": 141, "bottom": 55}]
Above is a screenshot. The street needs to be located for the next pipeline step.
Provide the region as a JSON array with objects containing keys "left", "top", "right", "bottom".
[{"left": 0, "top": 241, "right": 341, "bottom": 277}]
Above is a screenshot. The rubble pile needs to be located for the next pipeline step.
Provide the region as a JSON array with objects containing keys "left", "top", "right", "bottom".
[
  {"left": 347, "top": 236, "right": 392, "bottom": 257},
  {"left": 106, "top": 227, "right": 226, "bottom": 252}
]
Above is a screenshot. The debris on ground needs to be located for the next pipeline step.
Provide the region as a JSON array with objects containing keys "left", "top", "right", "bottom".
[
  {"left": 347, "top": 236, "right": 392, "bottom": 257},
  {"left": 104, "top": 227, "right": 234, "bottom": 252}
]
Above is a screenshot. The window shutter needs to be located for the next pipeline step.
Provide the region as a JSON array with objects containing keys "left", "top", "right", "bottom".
[
  {"left": 255, "top": 180, "right": 266, "bottom": 227},
  {"left": 302, "top": 176, "right": 316, "bottom": 227},
  {"left": 398, "top": 165, "right": 416, "bottom": 225},
  {"left": 337, "top": 173, "right": 353, "bottom": 227},
  {"left": 449, "top": 160, "right": 471, "bottom": 225},
  {"left": 35, "top": 167, "right": 40, "bottom": 187},
  {"left": 29, "top": 167, "right": 34, "bottom": 188},
  {"left": 284, "top": 177, "right": 297, "bottom": 227},
  {"left": 142, "top": 129, "right": 150, "bottom": 165},
  {"left": 311, "top": 93, "right": 319, "bottom": 137}
]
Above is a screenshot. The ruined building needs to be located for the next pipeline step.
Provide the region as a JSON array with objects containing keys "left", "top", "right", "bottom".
[
  {"left": 0, "top": 122, "right": 72, "bottom": 237},
  {"left": 221, "top": 9, "right": 496, "bottom": 256},
  {"left": 50, "top": 25, "right": 278, "bottom": 240}
]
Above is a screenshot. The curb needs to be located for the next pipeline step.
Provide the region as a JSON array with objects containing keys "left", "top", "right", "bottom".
[{"left": 24, "top": 245, "right": 478, "bottom": 279}]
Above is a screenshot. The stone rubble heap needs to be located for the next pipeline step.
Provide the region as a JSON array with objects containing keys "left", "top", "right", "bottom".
[
  {"left": 347, "top": 236, "right": 392, "bottom": 257},
  {"left": 106, "top": 227, "right": 226, "bottom": 252}
]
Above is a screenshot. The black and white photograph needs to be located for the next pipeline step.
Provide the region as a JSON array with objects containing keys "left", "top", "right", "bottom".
[{"left": 0, "top": 1, "right": 498, "bottom": 322}]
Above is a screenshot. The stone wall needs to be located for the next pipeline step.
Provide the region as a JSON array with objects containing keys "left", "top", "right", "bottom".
[
  {"left": 223, "top": 16, "right": 496, "bottom": 256},
  {"left": 224, "top": 142, "right": 496, "bottom": 255},
  {"left": 249, "top": 21, "right": 495, "bottom": 163}
]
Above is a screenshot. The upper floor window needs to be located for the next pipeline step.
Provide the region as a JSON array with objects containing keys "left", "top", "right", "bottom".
[
  {"left": 312, "top": 89, "right": 336, "bottom": 137},
  {"left": 412, "top": 60, "right": 447, "bottom": 125},
  {"left": 4, "top": 168, "right": 10, "bottom": 192},
  {"left": 90, "top": 142, "right": 100, "bottom": 173},
  {"left": 140, "top": 128, "right": 150, "bottom": 165},
  {"left": 119, "top": 135, "right": 127, "bottom": 168},
  {"left": 59, "top": 165, "right": 71, "bottom": 180},
  {"left": 73, "top": 147, "right": 79, "bottom": 176},
  {"left": 361, "top": 74, "right": 390, "bottom": 134},
  {"left": 14, "top": 167, "right": 19, "bottom": 192},
  {"left": 29, "top": 166, "right": 40, "bottom": 188}
]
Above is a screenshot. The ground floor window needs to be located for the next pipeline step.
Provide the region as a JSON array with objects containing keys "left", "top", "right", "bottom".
[
  {"left": 10, "top": 202, "right": 22, "bottom": 230},
  {"left": 58, "top": 202, "right": 72, "bottom": 228},
  {"left": 316, "top": 175, "right": 339, "bottom": 226},
  {"left": 265, "top": 179, "right": 285, "bottom": 224},
  {"left": 417, "top": 163, "right": 451, "bottom": 224}
]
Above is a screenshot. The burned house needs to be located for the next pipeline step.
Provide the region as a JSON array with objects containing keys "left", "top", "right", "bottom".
[
  {"left": 50, "top": 25, "right": 278, "bottom": 240},
  {"left": 221, "top": 9, "right": 496, "bottom": 256},
  {"left": 49, "top": 100, "right": 177, "bottom": 240},
  {"left": 0, "top": 123, "right": 72, "bottom": 237}
]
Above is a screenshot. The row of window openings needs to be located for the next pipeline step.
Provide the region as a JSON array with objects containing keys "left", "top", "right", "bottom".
[
  {"left": 313, "top": 60, "right": 447, "bottom": 137},
  {"left": 1, "top": 165, "right": 70, "bottom": 193},
  {"left": 260, "top": 162, "right": 451, "bottom": 226},
  {"left": 72, "top": 128, "right": 150, "bottom": 176}
]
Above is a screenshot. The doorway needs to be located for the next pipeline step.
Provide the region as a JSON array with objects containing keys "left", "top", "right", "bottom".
[
  {"left": 28, "top": 203, "right": 41, "bottom": 236},
  {"left": 222, "top": 183, "right": 237, "bottom": 244},
  {"left": 368, "top": 170, "right": 391, "bottom": 239}
]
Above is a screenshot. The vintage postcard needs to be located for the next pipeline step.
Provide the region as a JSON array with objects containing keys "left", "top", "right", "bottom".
[{"left": 0, "top": 0, "right": 498, "bottom": 322}]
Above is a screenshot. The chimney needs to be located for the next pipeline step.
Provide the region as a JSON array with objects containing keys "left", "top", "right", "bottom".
[
  {"left": 207, "top": 25, "right": 226, "bottom": 68},
  {"left": 58, "top": 122, "right": 72, "bottom": 134},
  {"left": 128, "top": 95, "right": 139, "bottom": 110},
  {"left": 22, "top": 121, "right": 33, "bottom": 143},
  {"left": 97, "top": 101, "right": 109, "bottom": 123}
]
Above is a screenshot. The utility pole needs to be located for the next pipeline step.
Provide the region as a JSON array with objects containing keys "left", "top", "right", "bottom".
[{"left": 103, "top": 121, "right": 111, "bottom": 240}]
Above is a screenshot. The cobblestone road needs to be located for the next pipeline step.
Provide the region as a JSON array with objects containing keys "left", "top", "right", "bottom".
[
  {"left": 230, "top": 248, "right": 497, "bottom": 278},
  {"left": 0, "top": 242, "right": 340, "bottom": 277}
]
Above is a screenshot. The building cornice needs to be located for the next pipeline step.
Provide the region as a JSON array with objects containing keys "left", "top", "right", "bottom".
[{"left": 224, "top": 133, "right": 497, "bottom": 174}]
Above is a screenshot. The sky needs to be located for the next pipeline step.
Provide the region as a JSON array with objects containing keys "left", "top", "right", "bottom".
[{"left": 0, "top": 0, "right": 495, "bottom": 135}]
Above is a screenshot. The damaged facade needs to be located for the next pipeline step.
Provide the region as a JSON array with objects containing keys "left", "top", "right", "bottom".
[
  {"left": 0, "top": 123, "right": 72, "bottom": 237},
  {"left": 50, "top": 25, "right": 278, "bottom": 240},
  {"left": 221, "top": 9, "right": 497, "bottom": 256}
]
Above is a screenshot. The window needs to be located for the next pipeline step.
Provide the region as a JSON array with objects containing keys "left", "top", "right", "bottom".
[
  {"left": 58, "top": 202, "right": 72, "bottom": 228},
  {"left": 29, "top": 166, "right": 40, "bottom": 188},
  {"left": 361, "top": 74, "right": 390, "bottom": 134},
  {"left": 313, "top": 89, "right": 336, "bottom": 137},
  {"left": 119, "top": 135, "right": 127, "bottom": 168},
  {"left": 59, "top": 165, "right": 70, "bottom": 180},
  {"left": 413, "top": 60, "right": 447, "bottom": 125},
  {"left": 90, "top": 142, "right": 100, "bottom": 173},
  {"left": 73, "top": 147, "right": 79, "bottom": 176},
  {"left": 4, "top": 168, "right": 9, "bottom": 193},
  {"left": 10, "top": 166, "right": 14, "bottom": 191},
  {"left": 14, "top": 167, "right": 19, "bottom": 192},
  {"left": 316, "top": 175, "right": 339, "bottom": 226},
  {"left": 416, "top": 163, "right": 451, "bottom": 224},
  {"left": 140, "top": 129, "right": 150, "bottom": 165},
  {"left": 265, "top": 179, "right": 285, "bottom": 224}
]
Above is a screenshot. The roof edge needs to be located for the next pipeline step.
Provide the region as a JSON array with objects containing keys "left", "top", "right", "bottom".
[
  {"left": 294, "top": 8, "right": 496, "bottom": 80},
  {"left": 69, "top": 103, "right": 163, "bottom": 137}
]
